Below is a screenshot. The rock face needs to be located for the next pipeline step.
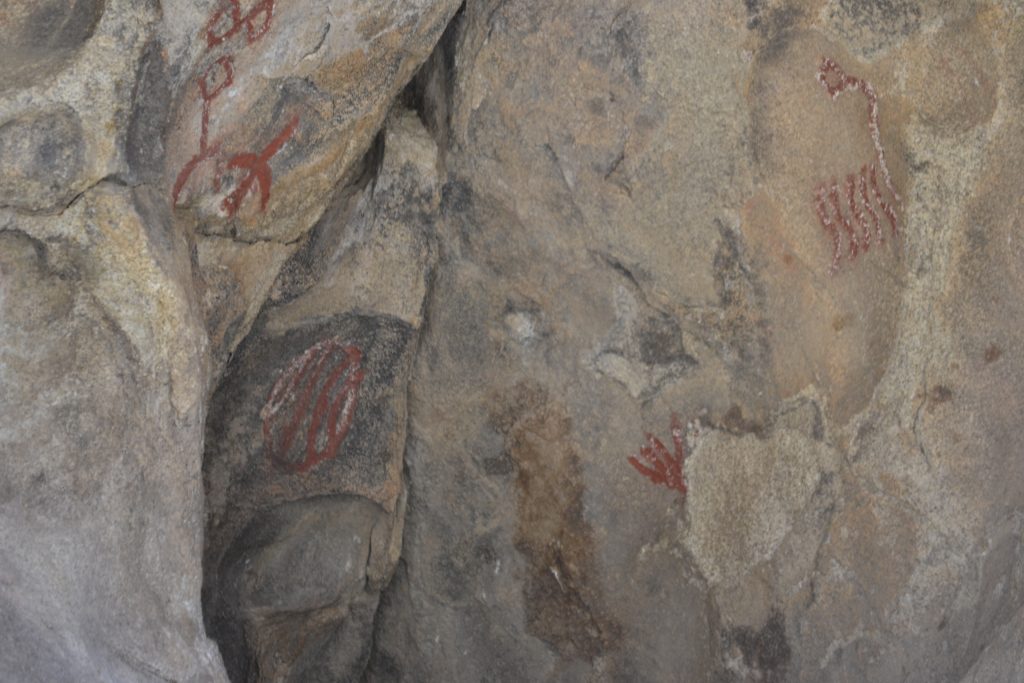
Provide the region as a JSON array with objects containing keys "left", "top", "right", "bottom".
[
  {"left": 2, "top": 0, "right": 1024, "bottom": 681},
  {"left": 0, "top": 188, "right": 222, "bottom": 681}
]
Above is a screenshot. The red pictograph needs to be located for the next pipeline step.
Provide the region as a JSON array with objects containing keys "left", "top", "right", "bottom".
[
  {"left": 627, "top": 413, "right": 689, "bottom": 496},
  {"left": 221, "top": 114, "right": 299, "bottom": 216},
  {"left": 812, "top": 57, "right": 901, "bottom": 273},
  {"left": 173, "top": 0, "right": 298, "bottom": 217},
  {"left": 205, "top": 0, "right": 274, "bottom": 48},
  {"left": 171, "top": 56, "right": 234, "bottom": 205},
  {"left": 260, "top": 338, "right": 365, "bottom": 474}
]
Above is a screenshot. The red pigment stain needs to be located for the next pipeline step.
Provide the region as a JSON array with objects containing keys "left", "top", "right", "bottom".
[
  {"left": 260, "top": 338, "right": 365, "bottom": 474},
  {"left": 627, "top": 413, "right": 689, "bottom": 496},
  {"left": 173, "top": 0, "right": 297, "bottom": 216},
  {"left": 812, "top": 57, "right": 901, "bottom": 274}
]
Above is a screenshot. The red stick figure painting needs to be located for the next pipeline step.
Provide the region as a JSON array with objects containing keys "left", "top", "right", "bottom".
[
  {"left": 172, "top": 0, "right": 297, "bottom": 217},
  {"left": 627, "top": 413, "right": 689, "bottom": 496},
  {"left": 260, "top": 338, "right": 365, "bottom": 474},
  {"left": 171, "top": 56, "right": 235, "bottom": 205},
  {"left": 221, "top": 114, "right": 299, "bottom": 216},
  {"left": 812, "top": 57, "right": 901, "bottom": 273}
]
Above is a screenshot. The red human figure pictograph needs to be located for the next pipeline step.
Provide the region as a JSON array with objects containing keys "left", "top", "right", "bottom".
[
  {"left": 627, "top": 413, "right": 688, "bottom": 496},
  {"left": 205, "top": 0, "right": 275, "bottom": 48},
  {"left": 172, "top": 0, "right": 290, "bottom": 214},
  {"left": 220, "top": 113, "right": 300, "bottom": 216},
  {"left": 260, "top": 338, "right": 365, "bottom": 474},
  {"left": 171, "top": 56, "right": 234, "bottom": 205},
  {"left": 812, "top": 57, "right": 901, "bottom": 274}
]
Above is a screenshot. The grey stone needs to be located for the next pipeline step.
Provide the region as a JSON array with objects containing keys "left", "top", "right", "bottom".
[
  {"left": 0, "top": 187, "right": 224, "bottom": 682},
  {"left": 0, "top": 107, "right": 84, "bottom": 211}
]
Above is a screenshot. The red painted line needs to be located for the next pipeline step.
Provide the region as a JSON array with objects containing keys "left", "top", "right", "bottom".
[
  {"left": 812, "top": 57, "right": 901, "bottom": 272},
  {"left": 829, "top": 179, "right": 858, "bottom": 261},
  {"left": 815, "top": 183, "right": 842, "bottom": 274},
  {"left": 860, "top": 165, "right": 883, "bottom": 245},
  {"left": 305, "top": 346, "right": 363, "bottom": 471},
  {"left": 174, "top": 1, "right": 286, "bottom": 212},
  {"left": 221, "top": 114, "right": 300, "bottom": 216},
  {"left": 261, "top": 338, "right": 365, "bottom": 474},
  {"left": 869, "top": 164, "right": 899, "bottom": 238},
  {"left": 263, "top": 341, "right": 335, "bottom": 464},
  {"left": 847, "top": 173, "right": 870, "bottom": 252},
  {"left": 172, "top": 142, "right": 221, "bottom": 206},
  {"left": 206, "top": 0, "right": 275, "bottom": 48}
]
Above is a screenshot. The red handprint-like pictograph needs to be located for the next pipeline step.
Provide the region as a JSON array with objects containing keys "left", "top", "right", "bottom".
[
  {"left": 627, "top": 413, "right": 689, "bottom": 496},
  {"left": 813, "top": 57, "right": 901, "bottom": 273},
  {"left": 260, "top": 338, "right": 365, "bottom": 474}
]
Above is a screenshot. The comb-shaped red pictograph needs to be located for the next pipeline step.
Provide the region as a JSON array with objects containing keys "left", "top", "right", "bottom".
[
  {"left": 813, "top": 57, "right": 901, "bottom": 274},
  {"left": 627, "top": 413, "right": 688, "bottom": 496},
  {"left": 260, "top": 337, "right": 364, "bottom": 474}
]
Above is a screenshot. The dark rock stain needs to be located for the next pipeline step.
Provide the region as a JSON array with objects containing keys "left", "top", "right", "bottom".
[
  {"left": 696, "top": 224, "right": 772, "bottom": 414},
  {"left": 746, "top": 2, "right": 804, "bottom": 62},
  {"left": 714, "top": 404, "right": 766, "bottom": 438},
  {"left": 126, "top": 41, "right": 172, "bottom": 185},
  {"left": 722, "top": 609, "right": 792, "bottom": 682},
  {"left": 835, "top": 0, "right": 922, "bottom": 36},
  {"left": 441, "top": 177, "right": 473, "bottom": 215},
  {"left": 636, "top": 313, "right": 693, "bottom": 368},
  {"left": 488, "top": 381, "right": 621, "bottom": 661},
  {"left": 984, "top": 344, "right": 1002, "bottom": 364},
  {"left": 929, "top": 384, "right": 953, "bottom": 405},
  {"left": 271, "top": 134, "right": 383, "bottom": 304}
]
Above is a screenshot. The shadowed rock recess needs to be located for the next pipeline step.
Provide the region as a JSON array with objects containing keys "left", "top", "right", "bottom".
[{"left": 2, "top": 0, "right": 1024, "bottom": 681}]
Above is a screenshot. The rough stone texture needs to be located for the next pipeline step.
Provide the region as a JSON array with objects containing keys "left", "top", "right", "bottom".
[
  {"left": 3, "top": 0, "right": 1024, "bottom": 681},
  {"left": 161, "top": 0, "right": 461, "bottom": 243},
  {"left": 0, "top": 187, "right": 223, "bottom": 681},
  {"left": 0, "top": 0, "right": 156, "bottom": 212},
  {"left": 368, "top": 1, "right": 1024, "bottom": 682},
  {"left": 0, "top": 0, "right": 450, "bottom": 680},
  {"left": 202, "top": 110, "right": 438, "bottom": 681}
]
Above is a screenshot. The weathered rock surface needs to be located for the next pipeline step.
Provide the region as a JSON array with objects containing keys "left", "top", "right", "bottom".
[
  {"left": 202, "top": 109, "right": 438, "bottom": 680},
  {"left": 0, "top": 187, "right": 223, "bottom": 681},
  {"left": 3, "top": 0, "right": 1024, "bottom": 681},
  {"left": 368, "top": 1, "right": 1024, "bottom": 682},
  {"left": 1, "top": 0, "right": 450, "bottom": 680},
  {"left": 161, "top": 0, "right": 460, "bottom": 243}
]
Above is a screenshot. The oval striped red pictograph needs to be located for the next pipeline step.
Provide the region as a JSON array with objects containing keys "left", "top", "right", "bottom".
[{"left": 260, "top": 337, "right": 365, "bottom": 474}]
